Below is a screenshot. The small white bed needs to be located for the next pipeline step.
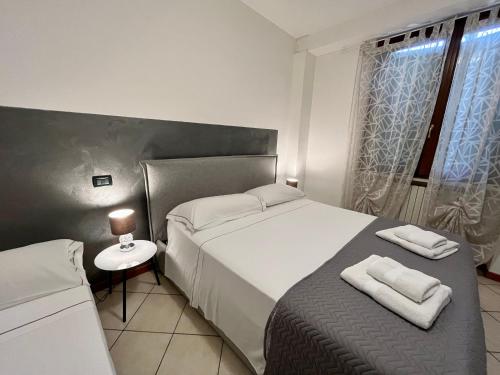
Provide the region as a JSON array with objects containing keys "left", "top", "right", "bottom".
[
  {"left": 140, "top": 155, "right": 375, "bottom": 375},
  {"left": 164, "top": 198, "right": 374, "bottom": 373},
  {"left": 0, "top": 285, "right": 115, "bottom": 375},
  {"left": 0, "top": 240, "right": 115, "bottom": 375}
]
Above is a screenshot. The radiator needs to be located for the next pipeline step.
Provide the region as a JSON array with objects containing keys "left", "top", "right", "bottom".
[{"left": 399, "top": 183, "right": 427, "bottom": 225}]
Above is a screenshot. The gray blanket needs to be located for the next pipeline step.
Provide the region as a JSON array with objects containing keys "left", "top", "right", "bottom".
[{"left": 264, "top": 217, "right": 485, "bottom": 375}]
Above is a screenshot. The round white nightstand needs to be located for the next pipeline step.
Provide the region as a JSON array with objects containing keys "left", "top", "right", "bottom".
[{"left": 94, "top": 240, "right": 160, "bottom": 322}]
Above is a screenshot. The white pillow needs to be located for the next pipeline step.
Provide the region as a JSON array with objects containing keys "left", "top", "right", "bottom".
[
  {"left": 0, "top": 239, "right": 88, "bottom": 311},
  {"left": 167, "top": 193, "right": 265, "bottom": 232},
  {"left": 245, "top": 183, "right": 305, "bottom": 207}
]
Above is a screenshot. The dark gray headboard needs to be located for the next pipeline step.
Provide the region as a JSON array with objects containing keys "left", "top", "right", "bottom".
[
  {"left": 141, "top": 155, "right": 277, "bottom": 243},
  {"left": 0, "top": 106, "right": 277, "bottom": 283}
]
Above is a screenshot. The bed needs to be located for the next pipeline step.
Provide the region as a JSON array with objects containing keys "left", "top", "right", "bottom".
[
  {"left": 141, "top": 155, "right": 485, "bottom": 375},
  {"left": 0, "top": 240, "right": 115, "bottom": 375},
  {"left": 0, "top": 285, "right": 115, "bottom": 375}
]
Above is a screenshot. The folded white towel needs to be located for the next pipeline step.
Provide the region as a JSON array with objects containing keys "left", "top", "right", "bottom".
[
  {"left": 367, "top": 257, "right": 441, "bottom": 303},
  {"left": 376, "top": 228, "right": 459, "bottom": 259},
  {"left": 394, "top": 225, "right": 447, "bottom": 249},
  {"left": 341, "top": 255, "right": 452, "bottom": 329}
]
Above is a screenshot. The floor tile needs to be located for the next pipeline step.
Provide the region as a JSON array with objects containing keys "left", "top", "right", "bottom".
[
  {"left": 218, "top": 343, "right": 252, "bottom": 375},
  {"left": 127, "top": 294, "right": 186, "bottom": 333},
  {"left": 478, "top": 275, "right": 500, "bottom": 286},
  {"left": 114, "top": 271, "right": 157, "bottom": 293},
  {"left": 150, "top": 275, "right": 181, "bottom": 295},
  {"left": 491, "top": 312, "right": 500, "bottom": 323},
  {"left": 94, "top": 290, "right": 107, "bottom": 303},
  {"left": 157, "top": 334, "right": 222, "bottom": 375},
  {"left": 488, "top": 285, "right": 500, "bottom": 296},
  {"left": 110, "top": 331, "right": 171, "bottom": 375},
  {"left": 103, "top": 329, "right": 121, "bottom": 349},
  {"left": 175, "top": 305, "right": 217, "bottom": 336},
  {"left": 97, "top": 292, "right": 147, "bottom": 330},
  {"left": 482, "top": 312, "right": 500, "bottom": 352},
  {"left": 488, "top": 353, "right": 500, "bottom": 375},
  {"left": 479, "top": 285, "right": 500, "bottom": 311}
]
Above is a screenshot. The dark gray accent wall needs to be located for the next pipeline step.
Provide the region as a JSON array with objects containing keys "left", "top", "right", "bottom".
[{"left": 0, "top": 106, "right": 277, "bottom": 283}]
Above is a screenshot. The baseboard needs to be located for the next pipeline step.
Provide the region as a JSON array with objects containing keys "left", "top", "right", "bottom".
[
  {"left": 91, "top": 263, "right": 152, "bottom": 293},
  {"left": 485, "top": 271, "right": 500, "bottom": 283}
]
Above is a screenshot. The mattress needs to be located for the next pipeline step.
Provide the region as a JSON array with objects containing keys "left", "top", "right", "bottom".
[
  {"left": 164, "top": 199, "right": 375, "bottom": 374},
  {"left": 0, "top": 286, "right": 115, "bottom": 375}
]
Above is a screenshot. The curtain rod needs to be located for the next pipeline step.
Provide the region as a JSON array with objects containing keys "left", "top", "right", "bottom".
[{"left": 375, "top": 3, "right": 499, "bottom": 42}]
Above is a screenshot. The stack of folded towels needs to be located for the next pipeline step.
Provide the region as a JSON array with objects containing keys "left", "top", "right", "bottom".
[
  {"left": 341, "top": 255, "right": 452, "bottom": 329},
  {"left": 376, "top": 224, "right": 459, "bottom": 259}
]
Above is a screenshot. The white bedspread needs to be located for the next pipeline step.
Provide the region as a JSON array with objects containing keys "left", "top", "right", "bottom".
[
  {"left": 164, "top": 199, "right": 375, "bottom": 374},
  {"left": 0, "top": 286, "right": 115, "bottom": 375}
]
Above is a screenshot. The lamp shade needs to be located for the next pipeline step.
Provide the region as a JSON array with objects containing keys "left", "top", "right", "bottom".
[
  {"left": 286, "top": 178, "right": 298, "bottom": 188},
  {"left": 109, "top": 209, "right": 136, "bottom": 235}
]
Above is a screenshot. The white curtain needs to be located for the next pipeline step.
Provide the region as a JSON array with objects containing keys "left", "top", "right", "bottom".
[
  {"left": 422, "top": 8, "right": 500, "bottom": 264},
  {"left": 344, "top": 21, "right": 454, "bottom": 217}
]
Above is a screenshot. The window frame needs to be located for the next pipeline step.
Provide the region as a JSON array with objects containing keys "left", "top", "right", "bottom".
[{"left": 413, "top": 17, "right": 467, "bottom": 179}]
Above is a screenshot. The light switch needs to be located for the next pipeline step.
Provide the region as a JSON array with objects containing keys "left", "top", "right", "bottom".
[{"left": 92, "top": 175, "right": 113, "bottom": 187}]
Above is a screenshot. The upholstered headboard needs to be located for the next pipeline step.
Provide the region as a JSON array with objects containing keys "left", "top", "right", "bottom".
[{"left": 141, "top": 155, "right": 277, "bottom": 243}]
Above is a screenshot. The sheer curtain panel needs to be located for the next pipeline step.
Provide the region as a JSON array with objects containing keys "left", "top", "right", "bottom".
[
  {"left": 422, "top": 8, "right": 500, "bottom": 264},
  {"left": 344, "top": 21, "right": 454, "bottom": 217}
]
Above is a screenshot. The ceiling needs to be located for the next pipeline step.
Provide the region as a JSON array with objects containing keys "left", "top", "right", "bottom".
[
  {"left": 240, "top": 0, "right": 408, "bottom": 38},
  {"left": 240, "top": 0, "right": 496, "bottom": 39}
]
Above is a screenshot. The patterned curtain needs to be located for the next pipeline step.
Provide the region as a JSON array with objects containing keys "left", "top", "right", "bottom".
[
  {"left": 422, "top": 8, "right": 500, "bottom": 264},
  {"left": 344, "top": 21, "right": 454, "bottom": 217}
]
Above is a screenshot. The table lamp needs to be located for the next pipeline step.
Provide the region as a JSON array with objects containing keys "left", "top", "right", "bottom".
[
  {"left": 286, "top": 177, "right": 299, "bottom": 188},
  {"left": 109, "top": 209, "right": 136, "bottom": 251}
]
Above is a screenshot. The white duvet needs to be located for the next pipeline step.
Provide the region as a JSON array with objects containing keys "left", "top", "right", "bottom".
[
  {"left": 0, "top": 286, "right": 115, "bottom": 375},
  {"left": 164, "top": 199, "right": 375, "bottom": 374}
]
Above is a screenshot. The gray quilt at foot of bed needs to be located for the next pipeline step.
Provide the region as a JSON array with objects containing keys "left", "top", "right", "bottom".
[{"left": 264, "top": 217, "right": 485, "bottom": 375}]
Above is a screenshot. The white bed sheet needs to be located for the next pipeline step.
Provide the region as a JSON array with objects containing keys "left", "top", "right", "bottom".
[
  {"left": 164, "top": 199, "right": 375, "bottom": 374},
  {"left": 0, "top": 285, "right": 115, "bottom": 375}
]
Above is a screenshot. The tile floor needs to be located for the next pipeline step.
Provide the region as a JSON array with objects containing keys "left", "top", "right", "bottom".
[
  {"left": 97, "top": 271, "right": 500, "bottom": 375},
  {"left": 479, "top": 275, "right": 500, "bottom": 375},
  {"left": 96, "top": 271, "right": 251, "bottom": 375}
]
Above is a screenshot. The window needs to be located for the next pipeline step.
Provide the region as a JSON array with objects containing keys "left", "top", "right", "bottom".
[
  {"left": 414, "top": 10, "right": 499, "bottom": 179},
  {"left": 358, "top": 29, "right": 449, "bottom": 176},
  {"left": 441, "top": 22, "right": 500, "bottom": 183}
]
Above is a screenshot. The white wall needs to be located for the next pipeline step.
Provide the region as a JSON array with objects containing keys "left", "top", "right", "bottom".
[
  {"left": 303, "top": 46, "right": 359, "bottom": 206},
  {"left": 297, "top": 0, "right": 492, "bottom": 55},
  {"left": 284, "top": 51, "right": 315, "bottom": 189},
  {"left": 0, "top": 0, "right": 295, "bottom": 176}
]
